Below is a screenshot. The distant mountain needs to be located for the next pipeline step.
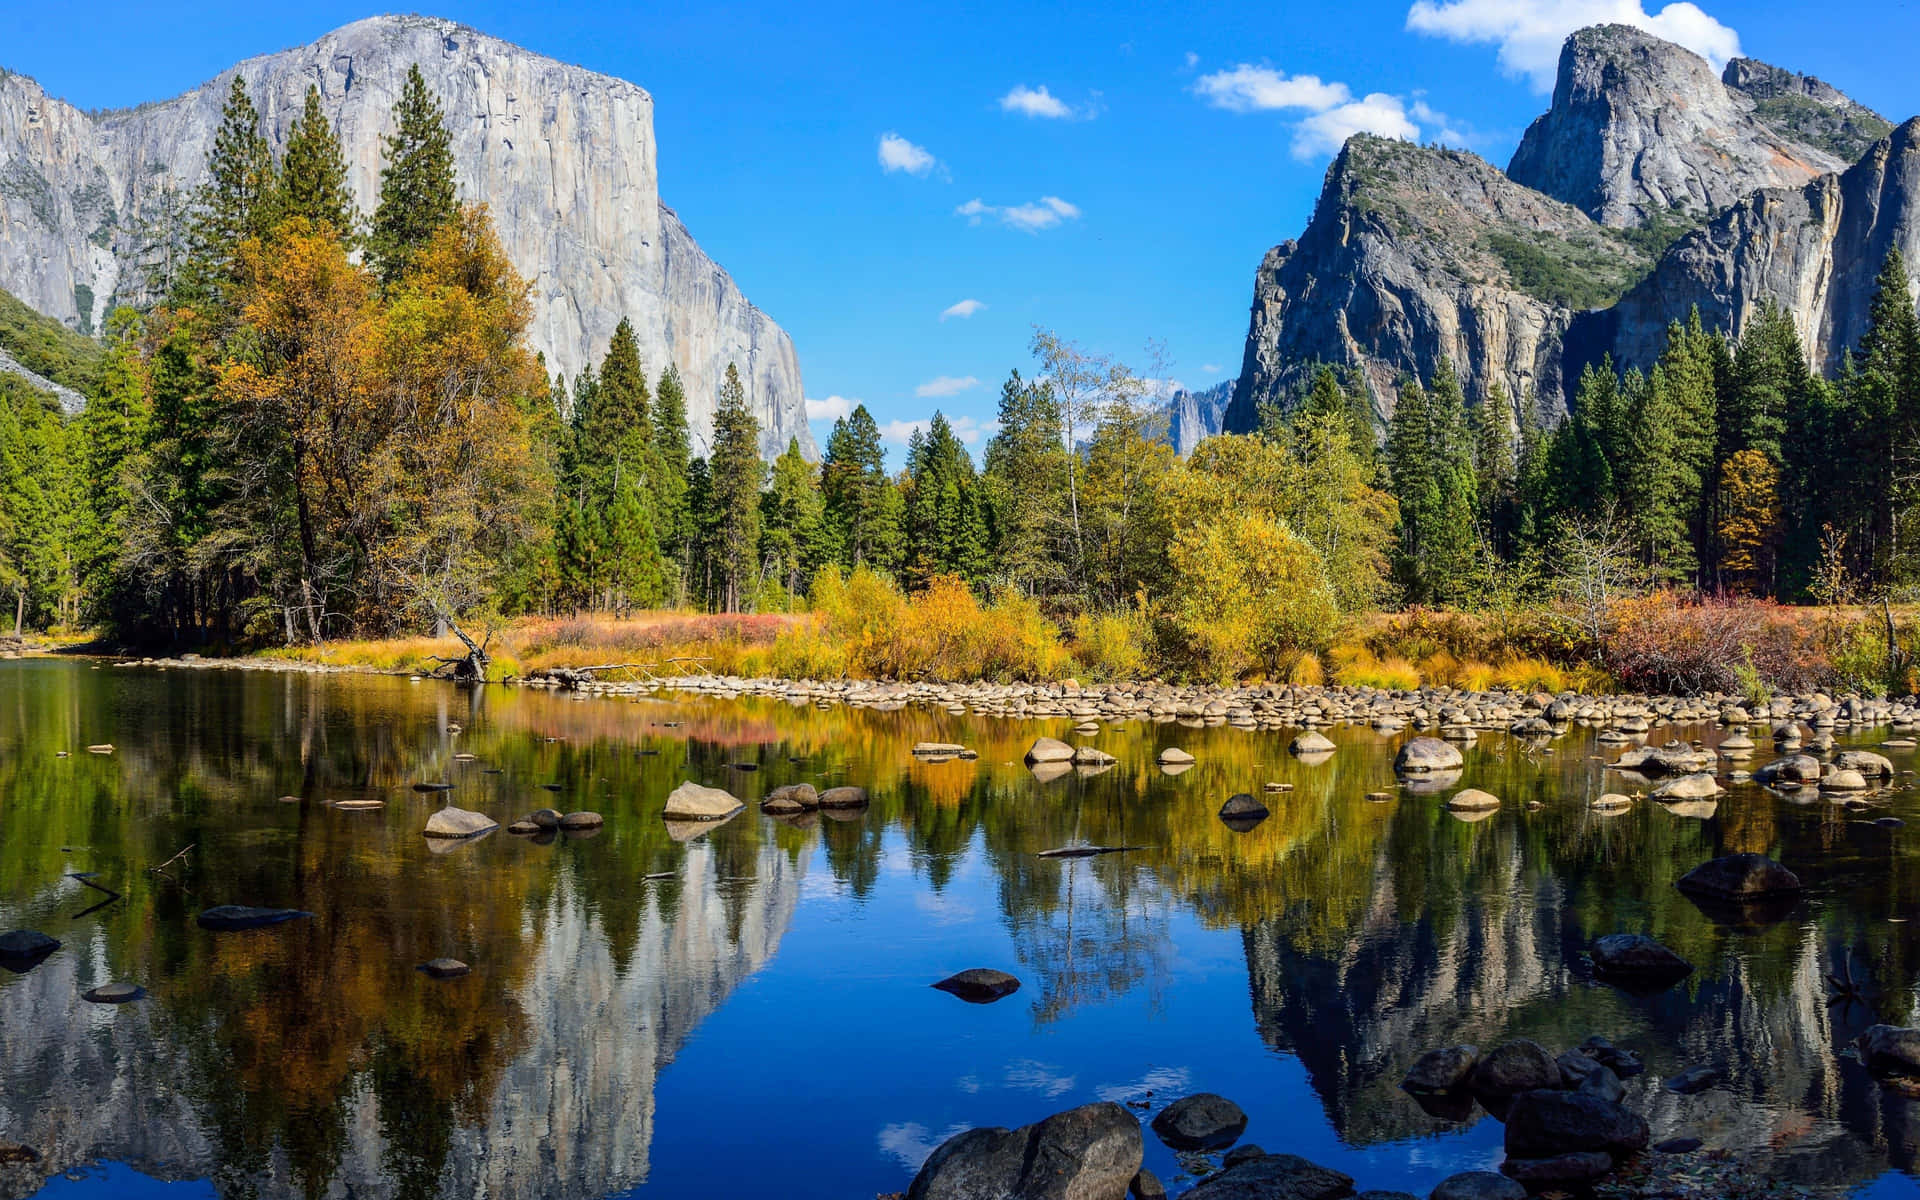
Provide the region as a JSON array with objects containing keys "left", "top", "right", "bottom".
[
  {"left": 1164, "top": 380, "right": 1232, "bottom": 455},
  {"left": 1225, "top": 23, "right": 1902, "bottom": 433},
  {"left": 0, "top": 15, "right": 810, "bottom": 455}
]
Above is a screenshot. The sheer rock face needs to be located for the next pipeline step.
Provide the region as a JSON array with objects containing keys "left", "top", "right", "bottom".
[
  {"left": 1164, "top": 381, "right": 1232, "bottom": 456},
  {"left": 1224, "top": 136, "right": 1638, "bottom": 431},
  {"left": 0, "top": 15, "right": 811, "bottom": 455},
  {"left": 1581, "top": 119, "right": 1920, "bottom": 378},
  {"left": 1507, "top": 25, "right": 1853, "bottom": 228},
  {"left": 1225, "top": 22, "right": 1899, "bottom": 429}
]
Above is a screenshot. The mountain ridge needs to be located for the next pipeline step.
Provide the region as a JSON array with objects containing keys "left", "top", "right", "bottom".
[{"left": 0, "top": 14, "right": 811, "bottom": 456}]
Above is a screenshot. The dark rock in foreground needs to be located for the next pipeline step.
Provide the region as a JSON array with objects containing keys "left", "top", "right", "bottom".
[
  {"left": 932, "top": 968, "right": 1021, "bottom": 1003},
  {"left": 197, "top": 906, "right": 313, "bottom": 932},
  {"left": 1402, "top": 1045, "right": 1477, "bottom": 1094},
  {"left": 0, "top": 930, "right": 59, "bottom": 971},
  {"left": 1504, "top": 1089, "right": 1649, "bottom": 1158},
  {"left": 1430, "top": 1171, "right": 1525, "bottom": 1200},
  {"left": 1858, "top": 1025, "right": 1920, "bottom": 1076},
  {"left": 1470, "top": 1040, "right": 1560, "bottom": 1097},
  {"left": 1149, "top": 1092, "right": 1247, "bottom": 1151},
  {"left": 1181, "top": 1153, "right": 1354, "bottom": 1200},
  {"left": 908, "top": 1101, "right": 1141, "bottom": 1200},
  {"left": 1499, "top": 1151, "right": 1614, "bottom": 1187}
]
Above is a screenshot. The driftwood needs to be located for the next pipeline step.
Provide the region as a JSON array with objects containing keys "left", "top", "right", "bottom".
[{"left": 426, "top": 603, "right": 494, "bottom": 681}]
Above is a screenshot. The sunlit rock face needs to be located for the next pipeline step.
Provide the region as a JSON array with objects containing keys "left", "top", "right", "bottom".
[
  {"left": 0, "top": 838, "right": 803, "bottom": 1200},
  {"left": 0, "top": 15, "right": 810, "bottom": 456}
]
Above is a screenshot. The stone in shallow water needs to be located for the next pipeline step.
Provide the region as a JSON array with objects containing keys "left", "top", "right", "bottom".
[
  {"left": 559, "top": 811, "right": 603, "bottom": 831},
  {"left": 423, "top": 806, "right": 498, "bottom": 838},
  {"left": 908, "top": 1102, "right": 1140, "bottom": 1200},
  {"left": 83, "top": 982, "right": 146, "bottom": 1004},
  {"left": 0, "top": 930, "right": 60, "bottom": 968},
  {"left": 818, "top": 785, "right": 869, "bottom": 809},
  {"left": 1181, "top": 1153, "right": 1352, "bottom": 1200},
  {"left": 1149, "top": 1092, "right": 1247, "bottom": 1151},
  {"left": 529, "top": 808, "right": 562, "bottom": 828},
  {"left": 1218, "top": 794, "right": 1270, "bottom": 826},
  {"left": 507, "top": 820, "right": 541, "bottom": 835},
  {"left": 1394, "top": 737, "right": 1463, "bottom": 773},
  {"left": 197, "top": 906, "right": 312, "bottom": 932},
  {"left": 418, "top": 958, "right": 470, "bottom": 979},
  {"left": 1402, "top": 1045, "right": 1478, "bottom": 1094},
  {"left": 1290, "top": 731, "right": 1336, "bottom": 756},
  {"left": 1676, "top": 853, "right": 1802, "bottom": 900},
  {"left": 1665, "top": 1065, "right": 1720, "bottom": 1094},
  {"left": 1025, "top": 736, "right": 1075, "bottom": 764},
  {"left": 762, "top": 784, "right": 818, "bottom": 814},
  {"left": 1157, "top": 747, "right": 1195, "bottom": 765},
  {"left": 1130, "top": 1169, "right": 1169, "bottom": 1200},
  {"left": 931, "top": 968, "right": 1021, "bottom": 1003},
  {"left": 1470, "top": 1040, "right": 1559, "bottom": 1097},
  {"left": 1445, "top": 788, "right": 1499, "bottom": 812},
  {"left": 1430, "top": 1170, "right": 1525, "bottom": 1200},
  {"left": 1503, "top": 1089, "right": 1649, "bottom": 1158},
  {"left": 1498, "top": 1152, "right": 1614, "bottom": 1187},
  {"left": 662, "top": 781, "right": 744, "bottom": 821},
  {"left": 1590, "top": 933, "right": 1693, "bottom": 983}
]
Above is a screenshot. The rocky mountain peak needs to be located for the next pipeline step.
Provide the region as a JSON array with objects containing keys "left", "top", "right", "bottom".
[
  {"left": 1722, "top": 57, "right": 1894, "bottom": 163},
  {"left": 0, "top": 15, "right": 811, "bottom": 456},
  {"left": 1508, "top": 23, "right": 1851, "bottom": 227}
]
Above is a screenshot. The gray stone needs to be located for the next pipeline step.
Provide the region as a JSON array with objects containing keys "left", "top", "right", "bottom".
[
  {"left": 1131, "top": 1169, "right": 1169, "bottom": 1200},
  {"left": 1395, "top": 737, "right": 1464, "bottom": 773},
  {"left": 1403, "top": 1045, "right": 1478, "bottom": 1094},
  {"left": 907, "top": 1102, "right": 1142, "bottom": 1200},
  {"left": 662, "top": 781, "right": 745, "bottom": 821},
  {"left": 1157, "top": 747, "right": 1195, "bottom": 765},
  {"left": 1858, "top": 1025, "right": 1920, "bottom": 1076},
  {"left": 1651, "top": 772, "right": 1722, "bottom": 801},
  {"left": 763, "top": 784, "right": 818, "bottom": 814},
  {"left": 558, "top": 811, "right": 603, "bottom": 831},
  {"left": 0, "top": 930, "right": 59, "bottom": 964},
  {"left": 817, "top": 785, "right": 869, "bottom": 809},
  {"left": 1504, "top": 1089, "right": 1650, "bottom": 1158},
  {"left": 1590, "top": 933, "right": 1693, "bottom": 981},
  {"left": 1470, "top": 1039, "right": 1561, "bottom": 1096},
  {"left": 528, "top": 808, "right": 562, "bottom": 829},
  {"left": 1150, "top": 1092, "right": 1248, "bottom": 1151},
  {"left": 1444, "top": 788, "right": 1499, "bottom": 812},
  {"left": 1290, "top": 731, "right": 1336, "bottom": 756},
  {"left": 1219, "top": 794, "right": 1270, "bottom": 824},
  {"left": 418, "top": 958, "right": 471, "bottom": 979},
  {"left": 423, "top": 806, "right": 498, "bottom": 838},
  {"left": 82, "top": 982, "right": 145, "bottom": 1004},
  {"left": 1428, "top": 1171, "right": 1524, "bottom": 1200},
  {"left": 1026, "top": 737, "right": 1076, "bottom": 764},
  {"left": 1182, "top": 1154, "right": 1354, "bottom": 1200},
  {"left": 1677, "top": 854, "right": 1803, "bottom": 900},
  {"left": 1498, "top": 1152, "right": 1614, "bottom": 1187},
  {"left": 932, "top": 968, "right": 1021, "bottom": 1003},
  {"left": 0, "top": 16, "right": 812, "bottom": 455}
]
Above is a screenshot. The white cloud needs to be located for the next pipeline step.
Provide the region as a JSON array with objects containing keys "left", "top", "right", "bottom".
[
  {"left": 940, "top": 298, "right": 987, "bottom": 321},
  {"left": 878, "top": 131, "right": 938, "bottom": 176},
  {"left": 955, "top": 195, "right": 1082, "bottom": 233},
  {"left": 1183, "top": 51, "right": 1200, "bottom": 70},
  {"left": 1405, "top": 0, "right": 1741, "bottom": 91},
  {"left": 1000, "top": 84, "right": 1075, "bottom": 119},
  {"left": 805, "top": 394, "right": 855, "bottom": 421},
  {"left": 1193, "top": 64, "right": 1352, "bottom": 113},
  {"left": 1191, "top": 63, "right": 1451, "bottom": 159},
  {"left": 1202, "top": 363, "right": 1222, "bottom": 374},
  {"left": 1294, "top": 93, "right": 1422, "bottom": 157},
  {"left": 880, "top": 414, "right": 997, "bottom": 444},
  {"left": 915, "top": 375, "right": 982, "bottom": 398},
  {"left": 878, "top": 1123, "right": 972, "bottom": 1173}
]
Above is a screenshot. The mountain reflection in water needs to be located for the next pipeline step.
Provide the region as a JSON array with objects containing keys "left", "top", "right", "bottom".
[{"left": 2, "top": 658, "right": 1920, "bottom": 1199}]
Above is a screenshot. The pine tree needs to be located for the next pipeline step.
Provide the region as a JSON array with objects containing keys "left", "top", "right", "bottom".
[
  {"left": 184, "top": 76, "right": 279, "bottom": 307},
  {"left": 822, "top": 404, "right": 898, "bottom": 572},
  {"left": 708, "top": 364, "right": 765, "bottom": 611},
  {"left": 604, "top": 474, "right": 666, "bottom": 612},
  {"left": 369, "top": 64, "right": 459, "bottom": 283},
  {"left": 573, "top": 318, "right": 652, "bottom": 500},
  {"left": 1474, "top": 381, "right": 1518, "bottom": 554},
  {"left": 1854, "top": 249, "right": 1920, "bottom": 578},
  {"left": 652, "top": 365, "right": 694, "bottom": 597},
  {"left": 761, "top": 438, "right": 826, "bottom": 602},
  {"left": 980, "top": 370, "right": 1066, "bottom": 594},
  {"left": 77, "top": 310, "right": 151, "bottom": 612},
  {"left": 279, "top": 85, "right": 356, "bottom": 240}
]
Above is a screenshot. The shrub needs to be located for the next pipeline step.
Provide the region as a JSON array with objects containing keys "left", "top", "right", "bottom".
[
  {"left": 1167, "top": 512, "right": 1338, "bottom": 683},
  {"left": 1072, "top": 609, "right": 1153, "bottom": 682},
  {"left": 1603, "top": 594, "right": 1827, "bottom": 694}
]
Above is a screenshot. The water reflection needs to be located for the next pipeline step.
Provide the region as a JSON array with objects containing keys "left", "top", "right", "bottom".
[{"left": 3, "top": 660, "right": 1920, "bottom": 1197}]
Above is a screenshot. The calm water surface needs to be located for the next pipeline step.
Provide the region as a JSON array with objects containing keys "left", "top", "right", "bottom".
[{"left": 6, "top": 659, "right": 1920, "bottom": 1199}]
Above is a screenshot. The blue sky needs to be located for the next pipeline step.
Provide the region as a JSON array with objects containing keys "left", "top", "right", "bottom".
[{"left": 10, "top": 1, "right": 1919, "bottom": 461}]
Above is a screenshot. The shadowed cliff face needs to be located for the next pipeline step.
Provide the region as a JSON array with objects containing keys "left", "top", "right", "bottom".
[{"left": 0, "top": 15, "right": 810, "bottom": 456}]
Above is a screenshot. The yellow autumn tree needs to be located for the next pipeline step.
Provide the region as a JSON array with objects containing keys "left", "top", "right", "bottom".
[
  {"left": 1167, "top": 511, "right": 1338, "bottom": 683},
  {"left": 1717, "top": 449, "right": 1781, "bottom": 596}
]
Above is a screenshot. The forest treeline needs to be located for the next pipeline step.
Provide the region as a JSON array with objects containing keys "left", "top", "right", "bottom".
[{"left": 2, "top": 70, "right": 1918, "bottom": 685}]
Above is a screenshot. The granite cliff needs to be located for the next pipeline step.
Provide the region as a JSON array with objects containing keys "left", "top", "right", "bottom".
[
  {"left": 0, "top": 15, "right": 811, "bottom": 455},
  {"left": 1224, "top": 24, "right": 1902, "bottom": 435}
]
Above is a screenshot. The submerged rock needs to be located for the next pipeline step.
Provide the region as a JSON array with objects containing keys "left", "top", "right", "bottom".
[
  {"left": 1149, "top": 1092, "right": 1248, "bottom": 1151},
  {"left": 418, "top": 958, "right": 471, "bottom": 979},
  {"left": 907, "top": 1101, "right": 1141, "bottom": 1200},
  {"left": 1590, "top": 933, "right": 1693, "bottom": 984},
  {"left": 662, "top": 781, "right": 745, "bottom": 821},
  {"left": 82, "top": 982, "right": 145, "bottom": 1004},
  {"left": 197, "top": 906, "right": 312, "bottom": 932},
  {"left": 0, "top": 930, "right": 60, "bottom": 970},
  {"left": 932, "top": 968, "right": 1021, "bottom": 1003},
  {"left": 1665, "top": 1065, "right": 1720, "bottom": 1094}
]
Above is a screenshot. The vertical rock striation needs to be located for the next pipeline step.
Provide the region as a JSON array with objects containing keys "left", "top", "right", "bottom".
[{"left": 0, "top": 15, "right": 811, "bottom": 454}]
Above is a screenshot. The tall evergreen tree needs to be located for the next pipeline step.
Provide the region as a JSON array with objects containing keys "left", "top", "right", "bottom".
[
  {"left": 184, "top": 76, "right": 279, "bottom": 308},
  {"left": 980, "top": 370, "right": 1066, "bottom": 594},
  {"left": 822, "top": 404, "right": 899, "bottom": 572},
  {"left": 278, "top": 86, "right": 356, "bottom": 239},
  {"left": 761, "top": 438, "right": 826, "bottom": 602},
  {"left": 651, "top": 365, "right": 694, "bottom": 598},
  {"left": 707, "top": 364, "right": 764, "bottom": 611},
  {"left": 369, "top": 64, "right": 459, "bottom": 283}
]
